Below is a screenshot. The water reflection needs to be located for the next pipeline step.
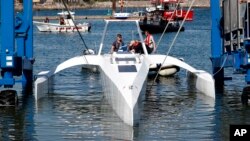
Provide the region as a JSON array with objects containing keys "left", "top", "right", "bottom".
[
  {"left": 2, "top": 67, "right": 249, "bottom": 141},
  {"left": 33, "top": 67, "right": 135, "bottom": 140},
  {"left": 213, "top": 89, "right": 250, "bottom": 141},
  {"left": 135, "top": 74, "right": 216, "bottom": 140},
  {"left": 35, "top": 90, "right": 135, "bottom": 140},
  {"left": 0, "top": 94, "right": 36, "bottom": 141}
]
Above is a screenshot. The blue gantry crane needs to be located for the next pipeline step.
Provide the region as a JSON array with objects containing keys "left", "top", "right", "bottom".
[
  {"left": 0, "top": 0, "right": 34, "bottom": 105},
  {"left": 210, "top": 0, "right": 250, "bottom": 104}
]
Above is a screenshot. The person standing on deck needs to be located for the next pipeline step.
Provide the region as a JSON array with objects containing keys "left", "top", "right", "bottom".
[
  {"left": 59, "top": 17, "right": 65, "bottom": 25},
  {"left": 144, "top": 30, "right": 156, "bottom": 54},
  {"left": 110, "top": 34, "right": 125, "bottom": 54},
  {"left": 44, "top": 17, "right": 49, "bottom": 23}
]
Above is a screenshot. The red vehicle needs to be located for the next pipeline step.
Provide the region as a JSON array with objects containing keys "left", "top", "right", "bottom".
[
  {"left": 152, "top": 0, "right": 194, "bottom": 21},
  {"left": 139, "top": 0, "right": 193, "bottom": 33}
]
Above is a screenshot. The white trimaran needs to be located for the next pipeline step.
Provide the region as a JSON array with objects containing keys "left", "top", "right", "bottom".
[{"left": 34, "top": 19, "right": 215, "bottom": 126}]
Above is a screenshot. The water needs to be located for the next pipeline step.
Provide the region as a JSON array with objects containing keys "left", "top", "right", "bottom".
[
  {"left": 1, "top": 8, "right": 250, "bottom": 141},
  {"left": 33, "top": 7, "right": 146, "bottom": 17}
]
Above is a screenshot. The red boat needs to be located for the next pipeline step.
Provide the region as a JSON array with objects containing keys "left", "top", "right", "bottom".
[
  {"left": 139, "top": 0, "right": 193, "bottom": 33},
  {"left": 158, "top": 0, "right": 194, "bottom": 21}
]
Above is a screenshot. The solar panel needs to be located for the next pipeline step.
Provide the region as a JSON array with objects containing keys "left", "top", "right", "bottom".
[
  {"left": 118, "top": 65, "right": 137, "bottom": 72},
  {"left": 115, "top": 58, "right": 136, "bottom": 62}
]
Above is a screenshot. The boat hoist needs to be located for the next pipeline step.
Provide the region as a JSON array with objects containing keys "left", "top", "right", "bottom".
[
  {"left": 211, "top": 0, "right": 250, "bottom": 104},
  {"left": 0, "top": 0, "right": 34, "bottom": 105}
]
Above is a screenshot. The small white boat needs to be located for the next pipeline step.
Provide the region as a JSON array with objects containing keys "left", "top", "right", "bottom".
[
  {"left": 113, "top": 12, "right": 131, "bottom": 19},
  {"left": 132, "top": 11, "right": 147, "bottom": 17},
  {"left": 33, "top": 11, "right": 91, "bottom": 32},
  {"left": 34, "top": 19, "right": 215, "bottom": 126}
]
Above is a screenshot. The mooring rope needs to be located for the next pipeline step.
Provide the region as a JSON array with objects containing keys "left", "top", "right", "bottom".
[
  {"left": 149, "top": 0, "right": 196, "bottom": 90},
  {"left": 61, "top": 0, "right": 91, "bottom": 58},
  {"left": 212, "top": 53, "right": 229, "bottom": 76}
]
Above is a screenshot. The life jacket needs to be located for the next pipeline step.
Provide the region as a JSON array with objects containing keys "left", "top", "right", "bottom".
[{"left": 145, "top": 34, "right": 156, "bottom": 50}]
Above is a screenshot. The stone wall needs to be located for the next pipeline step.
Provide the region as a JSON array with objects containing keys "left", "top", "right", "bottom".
[
  {"left": 16, "top": 0, "right": 221, "bottom": 10},
  {"left": 91, "top": 0, "right": 215, "bottom": 8}
]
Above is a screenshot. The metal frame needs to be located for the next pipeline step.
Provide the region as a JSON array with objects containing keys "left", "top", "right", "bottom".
[
  {"left": 0, "top": 0, "right": 34, "bottom": 92},
  {"left": 98, "top": 19, "right": 148, "bottom": 56},
  {"left": 211, "top": 0, "right": 250, "bottom": 89}
]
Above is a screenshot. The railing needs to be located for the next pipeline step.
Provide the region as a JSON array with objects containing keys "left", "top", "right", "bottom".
[{"left": 222, "top": 0, "right": 244, "bottom": 53}]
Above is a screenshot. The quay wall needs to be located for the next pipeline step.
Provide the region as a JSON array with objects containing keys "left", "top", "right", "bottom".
[{"left": 17, "top": 0, "right": 220, "bottom": 11}]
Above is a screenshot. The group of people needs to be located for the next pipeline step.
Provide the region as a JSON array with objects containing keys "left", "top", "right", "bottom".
[
  {"left": 110, "top": 31, "right": 156, "bottom": 54},
  {"left": 44, "top": 16, "right": 65, "bottom": 25}
]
